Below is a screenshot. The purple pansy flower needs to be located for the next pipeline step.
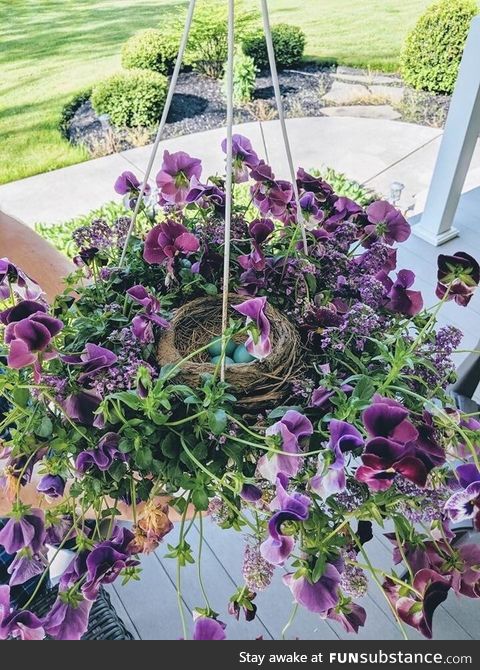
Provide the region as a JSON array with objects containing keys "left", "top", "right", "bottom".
[
  {"left": 327, "top": 602, "right": 367, "bottom": 634},
  {"left": 0, "top": 258, "right": 43, "bottom": 301},
  {"left": 310, "top": 420, "right": 363, "bottom": 499},
  {"left": 238, "top": 218, "right": 275, "bottom": 272},
  {"left": 250, "top": 162, "right": 293, "bottom": 221},
  {"left": 7, "top": 547, "right": 47, "bottom": 587},
  {"left": 186, "top": 178, "right": 226, "bottom": 213},
  {"left": 81, "top": 527, "right": 136, "bottom": 601},
  {"left": 127, "top": 285, "right": 170, "bottom": 344},
  {"left": 37, "top": 474, "right": 65, "bottom": 499},
  {"left": 221, "top": 134, "right": 260, "bottom": 183},
  {"left": 296, "top": 168, "right": 334, "bottom": 198},
  {"left": 0, "top": 586, "right": 44, "bottom": 640},
  {"left": 76, "top": 432, "right": 127, "bottom": 474},
  {"left": 444, "top": 464, "right": 480, "bottom": 528},
  {"left": 240, "top": 484, "right": 263, "bottom": 502},
  {"left": 324, "top": 197, "right": 363, "bottom": 231},
  {"left": 233, "top": 296, "right": 272, "bottom": 361},
  {"left": 257, "top": 410, "right": 313, "bottom": 482},
  {"left": 156, "top": 150, "right": 202, "bottom": 205},
  {"left": 61, "top": 343, "right": 117, "bottom": 383},
  {"left": 283, "top": 564, "right": 341, "bottom": 614},
  {"left": 383, "top": 569, "right": 450, "bottom": 639},
  {"left": 143, "top": 220, "right": 200, "bottom": 269},
  {"left": 362, "top": 200, "right": 411, "bottom": 246},
  {"left": 380, "top": 269, "right": 424, "bottom": 316},
  {"left": 114, "top": 171, "right": 150, "bottom": 196},
  {"left": 192, "top": 616, "right": 227, "bottom": 640},
  {"left": 42, "top": 593, "right": 92, "bottom": 641},
  {"left": 436, "top": 252, "right": 480, "bottom": 306},
  {"left": 260, "top": 473, "right": 310, "bottom": 565},
  {"left": 0, "top": 508, "right": 45, "bottom": 554},
  {"left": 63, "top": 389, "right": 103, "bottom": 427}
]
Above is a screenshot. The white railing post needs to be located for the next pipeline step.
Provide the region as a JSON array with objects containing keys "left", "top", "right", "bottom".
[{"left": 412, "top": 16, "right": 480, "bottom": 246}]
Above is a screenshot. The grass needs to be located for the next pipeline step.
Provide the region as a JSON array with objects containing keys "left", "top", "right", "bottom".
[{"left": 0, "top": 0, "right": 431, "bottom": 185}]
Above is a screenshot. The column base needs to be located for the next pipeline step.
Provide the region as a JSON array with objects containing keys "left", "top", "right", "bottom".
[{"left": 411, "top": 224, "right": 460, "bottom": 246}]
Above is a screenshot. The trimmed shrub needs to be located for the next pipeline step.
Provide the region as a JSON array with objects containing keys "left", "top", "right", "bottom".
[
  {"left": 172, "top": 0, "right": 256, "bottom": 79},
  {"left": 122, "top": 28, "right": 179, "bottom": 75},
  {"left": 401, "top": 0, "right": 477, "bottom": 95},
  {"left": 224, "top": 50, "right": 257, "bottom": 104},
  {"left": 59, "top": 88, "right": 92, "bottom": 137},
  {"left": 242, "top": 23, "right": 306, "bottom": 70},
  {"left": 91, "top": 69, "right": 168, "bottom": 128}
]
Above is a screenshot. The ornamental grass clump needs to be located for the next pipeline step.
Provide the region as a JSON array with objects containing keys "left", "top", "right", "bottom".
[{"left": 1, "top": 134, "right": 480, "bottom": 640}]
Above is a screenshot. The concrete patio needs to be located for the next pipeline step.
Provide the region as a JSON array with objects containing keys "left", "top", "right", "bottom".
[{"left": 2, "top": 115, "right": 480, "bottom": 639}]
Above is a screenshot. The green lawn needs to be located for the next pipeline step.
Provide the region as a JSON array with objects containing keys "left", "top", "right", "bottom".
[{"left": 0, "top": 0, "right": 431, "bottom": 185}]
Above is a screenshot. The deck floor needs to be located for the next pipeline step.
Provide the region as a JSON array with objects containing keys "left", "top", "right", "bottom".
[{"left": 109, "top": 186, "right": 480, "bottom": 640}]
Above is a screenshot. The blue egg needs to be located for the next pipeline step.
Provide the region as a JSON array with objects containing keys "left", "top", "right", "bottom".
[
  {"left": 211, "top": 355, "right": 234, "bottom": 366},
  {"left": 207, "top": 338, "right": 236, "bottom": 357},
  {"left": 233, "top": 344, "right": 255, "bottom": 364}
]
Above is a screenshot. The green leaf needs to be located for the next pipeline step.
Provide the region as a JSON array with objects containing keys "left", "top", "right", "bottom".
[
  {"left": 312, "top": 555, "right": 326, "bottom": 583},
  {"left": 208, "top": 408, "right": 227, "bottom": 435},
  {"left": 13, "top": 386, "right": 30, "bottom": 408},
  {"left": 192, "top": 487, "right": 209, "bottom": 511},
  {"left": 204, "top": 283, "right": 218, "bottom": 296},
  {"left": 267, "top": 405, "right": 303, "bottom": 420},
  {"left": 352, "top": 376, "right": 375, "bottom": 403},
  {"left": 135, "top": 446, "right": 153, "bottom": 469},
  {"left": 35, "top": 416, "right": 53, "bottom": 438}
]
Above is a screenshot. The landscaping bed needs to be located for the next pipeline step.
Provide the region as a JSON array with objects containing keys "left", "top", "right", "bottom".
[{"left": 65, "top": 64, "right": 450, "bottom": 157}]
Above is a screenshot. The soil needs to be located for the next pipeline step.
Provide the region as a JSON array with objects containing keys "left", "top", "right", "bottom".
[{"left": 65, "top": 64, "right": 451, "bottom": 156}]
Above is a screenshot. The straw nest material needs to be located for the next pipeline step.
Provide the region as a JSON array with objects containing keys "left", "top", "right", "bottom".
[{"left": 157, "top": 294, "right": 301, "bottom": 407}]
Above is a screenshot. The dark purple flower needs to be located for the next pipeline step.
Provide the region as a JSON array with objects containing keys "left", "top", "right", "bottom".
[
  {"left": 240, "top": 484, "right": 262, "bottom": 502},
  {"left": 186, "top": 178, "right": 226, "bottom": 213},
  {"left": 363, "top": 395, "right": 418, "bottom": 443},
  {"left": 444, "top": 464, "right": 480, "bottom": 527},
  {"left": 250, "top": 162, "right": 293, "bottom": 221},
  {"left": 310, "top": 420, "right": 363, "bottom": 499},
  {"left": 327, "top": 601, "right": 367, "bottom": 634},
  {"left": 283, "top": 564, "right": 341, "bottom": 615},
  {"left": 143, "top": 220, "right": 199, "bottom": 269},
  {"left": 76, "top": 432, "right": 127, "bottom": 474},
  {"left": 0, "top": 508, "right": 45, "bottom": 554},
  {"left": 192, "top": 616, "right": 226, "bottom": 640},
  {"left": 222, "top": 134, "right": 260, "bottom": 183},
  {"left": 296, "top": 168, "right": 334, "bottom": 198},
  {"left": 43, "top": 592, "right": 92, "bottom": 640},
  {"left": 7, "top": 547, "right": 47, "bottom": 587},
  {"left": 436, "top": 252, "right": 480, "bottom": 306},
  {"left": 114, "top": 170, "right": 150, "bottom": 197},
  {"left": 383, "top": 569, "right": 450, "bottom": 639},
  {"left": 0, "top": 586, "right": 44, "bottom": 640},
  {"left": 37, "top": 474, "right": 65, "bottom": 498},
  {"left": 61, "top": 343, "right": 117, "bottom": 383},
  {"left": 233, "top": 296, "right": 272, "bottom": 361},
  {"left": 260, "top": 473, "right": 310, "bottom": 565},
  {"left": 324, "top": 197, "right": 363, "bottom": 231},
  {"left": 258, "top": 409, "right": 313, "bottom": 482},
  {"left": 238, "top": 218, "right": 275, "bottom": 271},
  {"left": 82, "top": 527, "right": 136, "bottom": 601},
  {"left": 356, "top": 437, "right": 428, "bottom": 492},
  {"left": 381, "top": 269, "right": 423, "bottom": 316},
  {"left": 362, "top": 201, "right": 411, "bottom": 246},
  {"left": 156, "top": 150, "right": 202, "bottom": 205},
  {"left": 63, "top": 389, "right": 103, "bottom": 427},
  {"left": 127, "top": 285, "right": 170, "bottom": 343}
]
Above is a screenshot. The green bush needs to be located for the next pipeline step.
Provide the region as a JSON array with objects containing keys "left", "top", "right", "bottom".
[
  {"left": 224, "top": 50, "right": 257, "bottom": 104},
  {"left": 91, "top": 69, "right": 168, "bottom": 128},
  {"left": 401, "top": 0, "right": 477, "bottom": 95},
  {"left": 122, "top": 28, "right": 179, "bottom": 75},
  {"left": 170, "top": 0, "right": 256, "bottom": 79},
  {"left": 242, "top": 23, "right": 306, "bottom": 70},
  {"left": 59, "top": 88, "right": 92, "bottom": 137}
]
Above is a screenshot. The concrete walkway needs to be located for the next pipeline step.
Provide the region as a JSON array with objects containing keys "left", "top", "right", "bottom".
[{"left": 3, "top": 115, "right": 479, "bottom": 228}]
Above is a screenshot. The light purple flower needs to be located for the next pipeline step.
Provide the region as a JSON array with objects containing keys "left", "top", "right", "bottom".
[
  {"left": 0, "top": 258, "right": 43, "bottom": 301},
  {"left": 327, "top": 602, "right": 367, "bottom": 634},
  {"left": 0, "top": 586, "right": 44, "bottom": 640},
  {"left": 260, "top": 473, "right": 310, "bottom": 565},
  {"left": 363, "top": 200, "right": 411, "bottom": 246},
  {"left": 221, "top": 134, "right": 260, "bottom": 183},
  {"left": 127, "top": 285, "right": 170, "bottom": 343},
  {"left": 257, "top": 410, "right": 313, "bottom": 482},
  {"left": 37, "top": 474, "right": 65, "bottom": 499},
  {"left": 283, "top": 564, "right": 341, "bottom": 614},
  {"left": 7, "top": 547, "right": 47, "bottom": 587},
  {"left": 43, "top": 593, "right": 92, "bottom": 640},
  {"left": 233, "top": 296, "right": 272, "bottom": 361},
  {"left": 143, "top": 220, "right": 200, "bottom": 269},
  {"left": 238, "top": 218, "right": 275, "bottom": 271},
  {"left": 310, "top": 420, "right": 363, "bottom": 499},
  {"left": 156, "top": 150, "right": 202, "bottom": 205},
  {"left": 186, "top": 178, "right": 226, "bottom": 212},
  {"left": 324, "top": 197, "right": 363, "bottom": 231},
  {"left": 192, "top": 616, "right": 226, "bottom": 640},
  {"left": 250, "top": 162, "right": 293, "bottom": 221},
  {"left": 0, "top": 508, "right": 45, "bottom": 554},
  {"left": 445, "top": 464, "right": 480, "bottom": 526},
  {"left": 114, "top": 171, "right": 150, "bottom": 196}
]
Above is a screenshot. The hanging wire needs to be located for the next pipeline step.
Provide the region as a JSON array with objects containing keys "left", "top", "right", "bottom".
[
  {"left": 220, "top": 0, "right": 236, "bottom": 382},
  {"left": 260, "top": 0, "right": 308, "bottom": 254},
  {"left": 119, "top": 0, "right": 197, "bottom": 267}
]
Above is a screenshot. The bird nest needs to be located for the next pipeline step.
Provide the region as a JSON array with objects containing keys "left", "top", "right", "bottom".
[{"left": 157, "top": 294, "right": 301, "bottom": 408}]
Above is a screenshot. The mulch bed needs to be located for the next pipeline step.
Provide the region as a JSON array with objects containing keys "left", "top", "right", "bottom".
[{"left": 65, "top": 64, "right": 450, "bottom": 156}]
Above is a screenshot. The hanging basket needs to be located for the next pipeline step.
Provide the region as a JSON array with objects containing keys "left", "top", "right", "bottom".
[{"left": 157, "top": 294, "right": 302, "bottom": 407}]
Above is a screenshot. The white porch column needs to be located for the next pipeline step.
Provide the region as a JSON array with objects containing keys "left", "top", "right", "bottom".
[{"left": 412, "top": 16, "right": 480, "bottom": 246}]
